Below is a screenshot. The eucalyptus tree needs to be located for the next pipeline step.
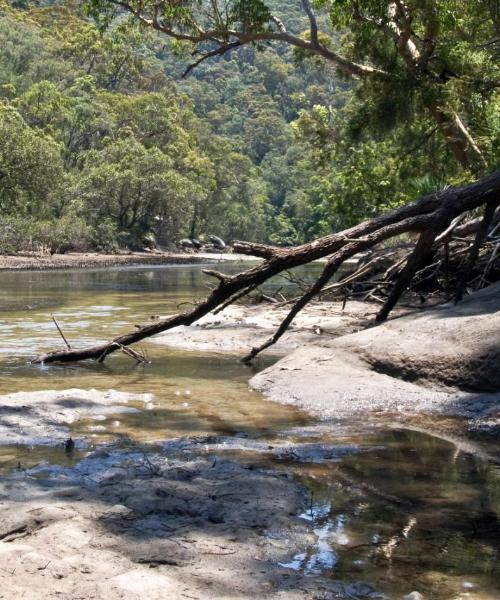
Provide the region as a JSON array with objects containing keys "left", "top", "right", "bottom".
[
  {"left": 86, "top": 0, "right": 499, "bottom": 175},
  {"left": 0, "top": 103, "right": 64, "bottom": 217},
  {"left": 74, "top": 135, "right": 209, "bottom": 244}
]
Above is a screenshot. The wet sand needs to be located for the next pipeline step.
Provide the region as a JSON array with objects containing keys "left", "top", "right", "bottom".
[
  {"left": 0, "top": 251, "right": 254, "bottom": 271},
  {"left": 0, "top": 446, "right": 323, "bottom": 600}
]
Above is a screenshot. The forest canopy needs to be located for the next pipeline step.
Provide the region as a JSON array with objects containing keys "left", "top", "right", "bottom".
[{"left": 0, "top": 0, "right": 498, "bottom": 253}]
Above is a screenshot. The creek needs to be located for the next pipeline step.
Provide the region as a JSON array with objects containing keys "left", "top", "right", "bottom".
[{"left": 0, "top": 263, "right": 498, "bottom": 599}]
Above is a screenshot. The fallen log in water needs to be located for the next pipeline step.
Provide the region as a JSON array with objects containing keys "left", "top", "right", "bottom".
[{"left": 34, "top": 171, "right": 500, "bottom": 364}]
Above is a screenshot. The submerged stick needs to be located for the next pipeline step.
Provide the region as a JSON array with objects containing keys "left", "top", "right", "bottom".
[{"left": 51, "top": 315, "right": 71, "bottom": 350}]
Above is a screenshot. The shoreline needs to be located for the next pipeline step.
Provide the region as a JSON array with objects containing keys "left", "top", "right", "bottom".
[
  {"left": 151, "top": 290, "right": 500, "bottom": 458},
  {"left": 149, "top": 299, "right": 387, "bottom": 356},
  {"left": 0, "top": 250, "right": 256, "bottom": 271}
]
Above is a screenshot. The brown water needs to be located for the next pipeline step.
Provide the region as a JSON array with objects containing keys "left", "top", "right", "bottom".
[{"left": 0, "top": 263, "right": 499, "bottom": 600}]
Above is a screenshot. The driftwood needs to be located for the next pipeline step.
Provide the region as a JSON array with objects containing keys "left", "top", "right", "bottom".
[{"left": 34, "top": 171, "right": 500, "bottom": 365}]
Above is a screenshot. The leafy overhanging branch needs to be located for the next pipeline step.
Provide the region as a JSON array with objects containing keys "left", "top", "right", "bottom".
[
  {"left": 98, "top": 0, "right": 492, "bottom": 173},
  {"left": 107, "top": 0, "right": 387, "bottom": 78}
]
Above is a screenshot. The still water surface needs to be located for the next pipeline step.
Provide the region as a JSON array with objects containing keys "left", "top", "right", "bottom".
[{"left": 0, "top": 263, "right": 498, "bottom": 599}]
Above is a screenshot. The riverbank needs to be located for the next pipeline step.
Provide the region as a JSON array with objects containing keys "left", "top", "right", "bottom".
[
  {"left": 153, "top": 285, "right": 500, "bottom": 455},
  {"left": 250, "top": 284, "right": 500, "bottom": 435},
  {"left": 1, "top": 444, "right": 350, "bottom": 600},
  {"left": 150, "top": 299, "right": 392, "bottom": 355},
  {"left": 0, "top": 251, "right": 254, "bottom": 271}
]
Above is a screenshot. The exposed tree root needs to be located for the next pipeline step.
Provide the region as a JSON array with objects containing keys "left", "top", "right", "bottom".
[
  {"left": 455, "top": 199, "right": 500, "bottom": 303},
  {"left": 33, "top": 171, "right": 500, "bottom": 365}
]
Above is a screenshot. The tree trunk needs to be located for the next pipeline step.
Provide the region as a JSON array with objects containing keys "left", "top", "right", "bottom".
[
  {"left": 34, "top": 171, "right": 500, "bottom": 365},
  {"left": 427, "top": 104, "right": 487, "bottom": 175},
  {"left": 189, "top": 201, "right": 198, "bottom": 240}
]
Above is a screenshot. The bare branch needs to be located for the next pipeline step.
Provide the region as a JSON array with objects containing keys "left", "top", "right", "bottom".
[
  {"left": 202, "top": 269, "right": 229, "bottom": 283},
  {"left": 270, "top": 14, "right": 286, "bottom": 33},
  {"left": 183, "top": 40, "right": 241, "bottom": 77},
  {"left": 32, "top": 172, "right": 500, "bottom": 365},
  {"left": 232, "top": 241, "right": 279, "bottom": 259},
  {"left": 455, "top": 199, "right": 500, "bottom": 303},
  {"left": 301, "top": 0, "right": 319, "bottom": 47},
  {"left": 51, "top": 315, "right": 71, "bottom": 350}
]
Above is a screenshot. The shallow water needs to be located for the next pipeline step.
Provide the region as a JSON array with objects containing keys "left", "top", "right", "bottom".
[
  {"left": 0, "top": 263, "right": 499, "bottom": 599},
  {"left": 283, "top": 429, "right": 500, "bottom": 599}
]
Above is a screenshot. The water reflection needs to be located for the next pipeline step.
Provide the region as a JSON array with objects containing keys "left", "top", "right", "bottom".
[{"left": 283, "top": 429, "right": 500, "bottom": 599}]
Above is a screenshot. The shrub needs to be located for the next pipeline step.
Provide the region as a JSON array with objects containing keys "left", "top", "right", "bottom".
[
  {"left": 0, "top": 216, "right": 31, "bottom": 254},
  {"left": 30, "top": 216, "right": 92, "bottom": 253},
  {"left": 89, "top": 219, "right": 121, "bottom": 253},
  {"left": 0, "top": 215, "right": 92, "bottom": 254}
]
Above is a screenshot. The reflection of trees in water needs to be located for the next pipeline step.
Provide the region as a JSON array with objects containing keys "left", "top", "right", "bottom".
[
  {"left": 294, "top": 429, "right": 499, "bottom": 594},
  {"left": 0, "top": 265, "right": 223, "bottom": 315}
]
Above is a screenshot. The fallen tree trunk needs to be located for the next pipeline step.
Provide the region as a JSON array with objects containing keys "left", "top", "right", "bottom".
[{"left": 34, "top": 171, "right": 500, "bottom": 364}]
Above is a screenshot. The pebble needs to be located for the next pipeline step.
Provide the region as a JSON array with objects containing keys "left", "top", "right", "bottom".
[
  {"left": 403, "top": 593, "right": 424, "bottom": 600},
  {"left": 351, "top": 559, "right": 365, "bottom": 571}
]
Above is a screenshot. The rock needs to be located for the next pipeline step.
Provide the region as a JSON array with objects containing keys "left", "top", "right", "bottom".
[
  {"left": 49, "top": 559, "right": 74, "bottom": 579},
  {"left": 110, "top": 569, "right": 178, "bottom": 593},
  {"left": 403, "top": 592, "right": 425, "bottom": 600},
  {"left": 208, "top": 234, "right": 226, "bottom": 249},
  {"left": 250, "top": 282, "right": 500, "bottom": 423},
  {"left": 79, "top": 563, "right": 93, "bottom": 574},
  {"left": 100, "top": 504, "right": 135, "bottom": 520},
  {"left": 345, "top": 581, "right": 376, "bottom": 597},
  {"left": 351, "top": 559, "right": 365, "bottom": 572}
]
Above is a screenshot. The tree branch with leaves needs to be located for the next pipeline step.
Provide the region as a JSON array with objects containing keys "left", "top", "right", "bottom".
[{"left": 85, "top": 0, "right": 498, "bottom": 173}]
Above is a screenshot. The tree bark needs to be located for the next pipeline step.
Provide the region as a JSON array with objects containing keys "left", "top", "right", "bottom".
[
  {"left": 455, "top": 199, "right": 500, "bottom": 303},
  {"left": 427, "top": 104, "right": 487, "bottom": 175}
]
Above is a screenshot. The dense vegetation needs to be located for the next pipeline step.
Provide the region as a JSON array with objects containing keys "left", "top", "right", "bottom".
[{"left": 0, "top": 0, "right": 498, "bottom": 253}]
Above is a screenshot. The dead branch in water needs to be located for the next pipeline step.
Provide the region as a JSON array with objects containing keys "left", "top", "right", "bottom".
[
  {"left": 33, "top": 171, "right": 500, "bottom": 365},
  {"left": 51, "top": 315, "right": 71, "bottom": 350}
]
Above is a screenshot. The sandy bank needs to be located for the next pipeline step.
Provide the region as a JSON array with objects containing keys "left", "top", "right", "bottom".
[
  {"left": 0, "top": 251, "right": 254, "bottom": 271},
  {"left": 151, "top": 300, "right": 386, "bottom": 355},
  {"left": 0, "top": 446, "right": 387, "bottom": 600},
  {"left": 250, "top": 284, "right": 500, "bottom": 432}
]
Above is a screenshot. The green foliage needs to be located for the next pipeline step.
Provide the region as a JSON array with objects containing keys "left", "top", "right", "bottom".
[
  {"left": 230, "top": 0, "right": 272, "bottom": 33},
  {"left": 0, "top": 215, "right": 32, "bottom": 254},
  {"left": 0, "top": 0, "right": 498, "bottom": 254},
  {"left": 0, "top": 102, "right": 64, "bottom": 216},
  {"left": 0, "top": 214, "right": 91, "bottom": 254},
  {"left": 29, "top": 216, "right": 92, "bottom": 253},
  {"left": 73, "top": 135, "right": 202, "bottom": 245},
  {"left": 89, "top": 218, "right": 120, "bottom": 253}
]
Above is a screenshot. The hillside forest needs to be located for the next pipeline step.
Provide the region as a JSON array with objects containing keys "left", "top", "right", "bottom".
[{"left": 0, "top": 0, "right": 498, "bottom": 254}]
